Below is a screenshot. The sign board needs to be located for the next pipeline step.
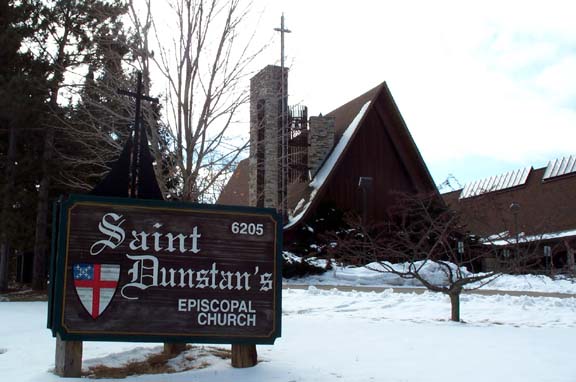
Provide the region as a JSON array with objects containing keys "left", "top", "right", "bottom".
[{"left": 48, "top": 194, "right": 282, "bottom": 344}]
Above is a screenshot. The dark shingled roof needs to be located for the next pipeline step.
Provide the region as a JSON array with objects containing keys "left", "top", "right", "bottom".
[
  {"left": 217, "top": 158, "right": 249, "bottom": 206},
  {"left": 330, "top": 84, "right": 382, "bottom": 140},
  {"left": 442, "top": 166, "right": 576, "bottom": 239}
]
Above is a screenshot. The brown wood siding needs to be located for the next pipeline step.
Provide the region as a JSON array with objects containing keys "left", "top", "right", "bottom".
[
  {"left": 322, "top": 101, "right": 419, "bottom": 221},
  {"left": 375, "top": 87, "right": 436, "bottom": 193}
]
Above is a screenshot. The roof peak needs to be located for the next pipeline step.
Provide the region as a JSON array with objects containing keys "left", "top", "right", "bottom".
[{"left": 326, "top": 82, "right": 386, "bottom": 116}]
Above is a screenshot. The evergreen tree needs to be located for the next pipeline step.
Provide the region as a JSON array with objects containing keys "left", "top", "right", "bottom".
[
  {"left": 0, "top": 0, "right": 49, "bottom": 290},
  {"left": 1, "top": 0, "right": 182, "bottom": 290},
  {"left": 22, "top": 0, "right": 132, "bottom": 290}
]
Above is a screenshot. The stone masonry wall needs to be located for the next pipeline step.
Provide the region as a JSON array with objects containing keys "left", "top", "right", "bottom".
[
  {"left": 308, "top": 116, "right": 335, "bottom": 177},
  {"left": 248, "top": 65, "right": 288, "bottom": 208}
]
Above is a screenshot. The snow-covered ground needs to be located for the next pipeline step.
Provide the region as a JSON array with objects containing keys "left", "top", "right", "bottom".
[
  {"left": 284, "top": 257, "right": 576, "bottom": 294},
  {"left": 1, "top": 279, "right": 575, "bottom": 381}
]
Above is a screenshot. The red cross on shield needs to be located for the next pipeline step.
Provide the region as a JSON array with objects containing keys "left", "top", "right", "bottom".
[{"left": 73, "top": 263, "right": 120, "bottom": 319}]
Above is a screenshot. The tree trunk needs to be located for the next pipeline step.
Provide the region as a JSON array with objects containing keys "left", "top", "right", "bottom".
[
  {"left": 0, "top": 243, "right": 9, "bottom": 291},
  {"left": 32, "top": 125, "right": 55, "bottom": 290},
  {"left": 449, "top": 292, "right": 461, "bottom": 322},
  {"left": 32, "top": 8, "right": 70, "bottom": 291},
  {"left": 0, "top": 122, "right": 17, "bottom": 291},
  {"left": 564, "top": 241, "right": 575, "bottom": 275}
]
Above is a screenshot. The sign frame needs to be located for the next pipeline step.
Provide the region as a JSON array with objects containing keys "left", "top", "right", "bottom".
[{"left": 48, "top": 194, "right": 283, "bottom": 345}]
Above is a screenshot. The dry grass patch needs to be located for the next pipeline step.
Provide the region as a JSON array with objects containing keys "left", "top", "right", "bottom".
[
  {"left": 0, "top": 289, "right": 48, "bottom": 301},
  {"left": 83, "top": 345, "right": 231, "bottom": 379},
  {"left": 207, "top": 346, "right": 232, "bottom": 360}
]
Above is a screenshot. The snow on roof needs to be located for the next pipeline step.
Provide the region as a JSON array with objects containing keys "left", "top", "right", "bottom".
[
  {"left": 543, "top": 155, "right": 576, "bottom": 180},
  {"left": 484, "top": 228, "right": 576, "bottom": 246},
  {"left": 460, "top": 166, "right": 531, "bottom": 199},
  {"left": 285, "top": 101, "right": 371, "bottom": 228}
]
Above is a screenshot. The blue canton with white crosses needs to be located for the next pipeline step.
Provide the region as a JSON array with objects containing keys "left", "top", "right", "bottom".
[{"left": 73, "top": 263, "right": 94, "bottom": 280}]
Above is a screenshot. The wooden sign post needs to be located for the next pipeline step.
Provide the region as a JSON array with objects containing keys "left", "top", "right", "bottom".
[{"left": 48, "top": 194, "right": 282, "bottom": 377}]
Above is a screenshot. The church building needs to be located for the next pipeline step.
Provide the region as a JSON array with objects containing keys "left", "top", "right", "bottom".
[
  {"left": 218, "top": 65, "right": 575, "bottom": 273},
  {"left": 217, "top": 65, "right": 438, "bottom": 249}
]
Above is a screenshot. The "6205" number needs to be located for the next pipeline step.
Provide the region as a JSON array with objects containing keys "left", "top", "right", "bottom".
[{"left": 231, "top": 222, "right": 264, "bottom": 236}]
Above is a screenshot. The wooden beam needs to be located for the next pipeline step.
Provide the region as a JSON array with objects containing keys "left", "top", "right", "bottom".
[
  {"left": 231, "top": 344, "right": 258, "bottom": 368},
  {"left": 163, "top": 342, "right": 187, "bottom": 356},
  {"left": 55, "top": 335, "right": 83, "bottom": 377}
]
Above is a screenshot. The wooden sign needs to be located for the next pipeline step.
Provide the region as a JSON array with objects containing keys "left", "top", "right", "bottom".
[{"left": 48, "top": 194, "right": 282, "bottom": 344}]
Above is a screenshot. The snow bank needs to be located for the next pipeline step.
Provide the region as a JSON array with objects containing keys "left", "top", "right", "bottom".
[
  {"left": 284, "top": 257, "right": 576, "bottom": 294},
  {"left": 83, "top": 346, "right": 162, "bottom": 369},
  {"left": 283, "top": 286, "right": 576, "bottom": 328}
]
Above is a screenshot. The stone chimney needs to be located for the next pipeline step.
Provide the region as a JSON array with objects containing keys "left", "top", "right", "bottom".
[
  {"left": 248, "top": 65, "right": 288, "bottom": 208},
  {"left": 308, "top": 115, "right": 335, "bottom": 177}
]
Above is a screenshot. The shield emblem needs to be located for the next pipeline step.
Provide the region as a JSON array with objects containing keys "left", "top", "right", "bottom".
[{"left": 73, "top": 263, "right": 120, "bottom": 319}]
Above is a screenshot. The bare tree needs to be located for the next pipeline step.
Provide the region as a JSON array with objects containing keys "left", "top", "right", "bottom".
[
  {"left": 52, "top": 74, "right": 134, "bottom": 192},
  {"left": 328, "top": 193, "right": 543, "bottom": 322},
  {"left": 136, "top": 0, "right": 261, "bottom": 202}
]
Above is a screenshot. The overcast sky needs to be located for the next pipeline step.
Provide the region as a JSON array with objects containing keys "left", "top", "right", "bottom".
[{"left": 247, "top": 0, "right": 576, "bottom": 190}]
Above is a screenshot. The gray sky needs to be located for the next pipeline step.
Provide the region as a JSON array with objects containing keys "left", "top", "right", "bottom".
[{"left": 250, "top": 0, "right": 576, "bottom": 189}]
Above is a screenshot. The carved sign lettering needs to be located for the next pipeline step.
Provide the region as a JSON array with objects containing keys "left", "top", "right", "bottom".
[{"left": 48, "top": 195, "right": 282, "bottom": 345}]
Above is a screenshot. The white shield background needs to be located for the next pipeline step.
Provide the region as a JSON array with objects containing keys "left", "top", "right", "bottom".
[{"left": 74, "top": 264, "right": 120, "bottom": 319}]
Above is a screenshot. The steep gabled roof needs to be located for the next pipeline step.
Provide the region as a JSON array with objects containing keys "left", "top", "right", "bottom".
[
  {"left": 286, "top": 82, "right": 436, "bottom": 228},
  {"left": 331, "top": 84, "right": 382, "bottom": 141},
  {"left": 217, "top": 82, "right": 437, "bottom": 228}
]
